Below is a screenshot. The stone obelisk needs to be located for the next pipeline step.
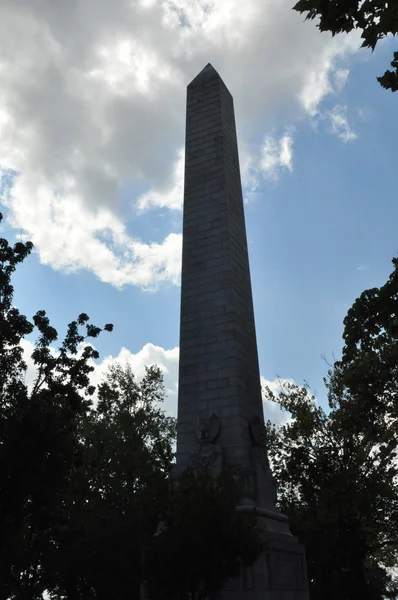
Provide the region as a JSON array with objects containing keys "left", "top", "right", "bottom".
[{"left": 176, "top": 64, "right": 309, "bottom": 599}]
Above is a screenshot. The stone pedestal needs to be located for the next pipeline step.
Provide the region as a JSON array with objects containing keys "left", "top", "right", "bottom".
[{"left": 221, "top": 508, "right": 309, "bottom": 600}]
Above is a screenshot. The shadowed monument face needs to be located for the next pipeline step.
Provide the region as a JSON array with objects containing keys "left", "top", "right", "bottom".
[{"left": 174, "top": 63, "right": 309, "bottom": 599}]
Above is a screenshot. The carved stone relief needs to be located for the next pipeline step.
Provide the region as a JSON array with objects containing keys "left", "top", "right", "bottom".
[
  {"left": 189, "top": 443, "right": 223, "bottom": 477},
  {"left": 231, "top": 465, "right": 257, "bottom": 500},
  {"left": 189, "top": 413, "right": 223, "bottom": 477},
  {"left": 194, "top": 413, "right": 221, "bottom": 443}
]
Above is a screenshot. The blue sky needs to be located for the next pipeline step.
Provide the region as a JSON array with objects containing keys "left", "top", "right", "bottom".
[{"left": 0, "top": 0, "right": 397, "bottom": 420}]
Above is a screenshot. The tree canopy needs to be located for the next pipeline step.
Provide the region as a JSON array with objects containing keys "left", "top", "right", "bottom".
[
  {"left": 265, "top": 256, "right": 398, "bottom": 600},
  {"left": 293, "top": 0, "right": 398, "bottom": 91},
  {"left": 45, "top": 362, "right": 176, "bottom": 600},
  {"left": 0, "top": 213, "right": 113, "bottom": 599}
]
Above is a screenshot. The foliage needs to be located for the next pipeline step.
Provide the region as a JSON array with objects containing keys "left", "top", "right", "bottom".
[
  {"left": 264, "top": 257, "right": 398, "bottom": 600},
  {"left": 144, "top": 467, "right": 263, "bottom": 600},
  {"left": 265, "top": 380, "right": 398, "bottom": 600},
  {"left": 293, "top": 0, "right": 398, "bottom": 91},
  {"left": 332, "top": 256, "right": 398, "bottom": 427},
  {"left": 0, "top": 212, "right": 113, "bottom": 600},
  {"left": 46, "top": 363, "right": 176, "bottom": 600}
]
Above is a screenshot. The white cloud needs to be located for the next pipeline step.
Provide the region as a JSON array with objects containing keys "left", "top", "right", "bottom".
[
  {"left": 0, "top": 0, "right": 360, "bottom": 288},
  {"left": 261, "top": 376, "right": 295, "bottom": 426},
  {"left": 21, "top": 339, "right": 39, "bottom": 394},
  {"left": 7, "top": 174, "right": 182, "bottom": 289},
  {"left": 137, "top": 149, "right": 184, "bottom": 212},
  {"left": 240, "top": 155, "right": 261, "bottom": 205},
  {"left": 259, "top": 131, "right": 294, "bottom": 181},
  {"left": 21, "top": 337, "right": 179, "bottom": 415},
  {"left": 333, "top": 68, "right": 350, "bottom": 92},
  {"left": 326, "top": 105, "right": 357, "bottom": 143},
  {"left": 90, "top": 343, "right": 180, "bottom": 416},
  {"left": 357, "top": 106, "right": 372, "bottom": 121},
  {"left": 357, "top": 264, "right": 369, "bottom": 271},
  {"left": 299, "top": 58, "right": 334, "bottom": 117},
  {"left": 298, "top": 32, "right": 358, "bottom": 117}
]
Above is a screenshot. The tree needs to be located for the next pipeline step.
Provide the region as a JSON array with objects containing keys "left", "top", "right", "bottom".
[
  {"left": 332, "top": 256, "right": 398, "bottom": 431},
  {"left": 144, "top": 467, "right": 263, "bottom": 600},
  {"left": 46, "top": 363, "right": 176, "bottom": 600},
  {"left": 0, "top": 213, "right": 113, "bottom": 599},
  {"left": 264, "top": 256, "right": 398, "bottom": 599},
  {"left": 293, "top": 1, "right": 398, "bottom": 91},
  {"left": 264, "top": 380, "right": 398, "bottom": 600}
]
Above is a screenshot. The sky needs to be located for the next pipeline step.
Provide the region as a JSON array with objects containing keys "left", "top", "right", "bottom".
[{"left": 0, "top": 0, "right": 397, "bottom": 423}]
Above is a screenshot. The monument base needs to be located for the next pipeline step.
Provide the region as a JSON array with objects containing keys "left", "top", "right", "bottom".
[{"left": 219, "top": 508, "right": 309, "bottom": 600}]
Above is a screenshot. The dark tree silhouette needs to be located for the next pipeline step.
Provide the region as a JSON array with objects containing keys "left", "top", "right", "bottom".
[
  {"left": 0, "top": 213, "right": 113, "bottom": 599},
  {"left": 264, "top": 257, "right": 398, "bottom": 600},
  {"left": 293, "top": 1, "right": 398, "bottom": 91}
]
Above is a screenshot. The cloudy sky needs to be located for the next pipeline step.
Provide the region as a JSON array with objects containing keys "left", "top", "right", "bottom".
[{"left": 0, "top": 0, "right": 397, "bottom": 421}]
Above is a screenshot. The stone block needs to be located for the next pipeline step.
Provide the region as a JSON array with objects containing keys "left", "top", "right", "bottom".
[{"left": 207, "top": 377, "right": 229, "bottom": 390}]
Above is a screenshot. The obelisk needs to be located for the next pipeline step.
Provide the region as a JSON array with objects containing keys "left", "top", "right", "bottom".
[{"left": 176, "top": 64, "right": 309, "bottom": 599}]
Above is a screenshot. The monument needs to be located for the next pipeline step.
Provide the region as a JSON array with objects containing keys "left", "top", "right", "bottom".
[{"left": 175, "top": 64, "right": 309, "bottom": 599}]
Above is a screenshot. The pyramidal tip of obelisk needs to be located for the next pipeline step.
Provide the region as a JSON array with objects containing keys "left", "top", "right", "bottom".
[
  {"left": 188, "top": 62, "right": 221, "bottom": 87},
  {"left": 200, "top": 62, "right": 216, "bottom": 73}
]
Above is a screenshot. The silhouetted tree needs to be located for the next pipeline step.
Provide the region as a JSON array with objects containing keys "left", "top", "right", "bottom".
[
  {"left": 265, "top": 257, "right": 398, "bottom": 600},
  {"left": 293, "top": 0, "right": 398, "bottom": 91},
  {"left": 46, "top": 363, "right": 175, "bottom": 600},
  {"left": 0, "top": 213, "right": 113, "bottom": 599}
]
